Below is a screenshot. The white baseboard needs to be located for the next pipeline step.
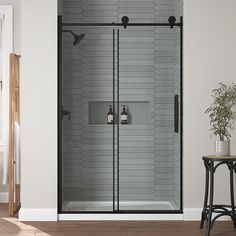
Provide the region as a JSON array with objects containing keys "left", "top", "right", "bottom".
[
  {"left": 184, "top": 208, "right": 202, "bottom": 221},
  {"left": 0, "top": 192, "right": 8, "bottom": 203},
  {"left": 19, "top": 208, "right": 57, "bottom": 221},
  {"left": 60, "top": 209, "right": 232, "bottom": 221},
  {"left": 17, "top": 208, "right": 232, "bottom": 221}
]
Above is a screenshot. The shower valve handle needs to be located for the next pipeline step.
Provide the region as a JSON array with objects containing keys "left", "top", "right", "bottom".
[{"left": 62, "top": 109, "right": 71, "bottom": 120}]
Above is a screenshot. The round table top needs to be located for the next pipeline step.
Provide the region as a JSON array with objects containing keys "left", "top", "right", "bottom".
[{"left": 202, "top": 155, "right": 236, "bottom": 161}]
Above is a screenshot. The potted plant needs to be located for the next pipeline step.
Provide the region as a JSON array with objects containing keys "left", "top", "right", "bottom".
[{"left": 205, "top": 82, "right": 236, "bottom": 156}]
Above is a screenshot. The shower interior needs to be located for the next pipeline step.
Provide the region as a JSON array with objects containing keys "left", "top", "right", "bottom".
[{"left": 59, "top": 0, "right": 183, "bottom": 213}]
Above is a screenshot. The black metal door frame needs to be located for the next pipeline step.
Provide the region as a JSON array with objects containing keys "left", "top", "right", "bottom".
[
  {"left": 58, "top": 15, "right": 63, "bottom": 214},
  {"left": 58, "top": 16, "right": 183, "bottom": 214}
]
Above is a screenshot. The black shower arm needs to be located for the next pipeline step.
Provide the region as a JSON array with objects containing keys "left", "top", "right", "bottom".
[{"left": 61, "top": 30, "right": 76, "bottom": 37}]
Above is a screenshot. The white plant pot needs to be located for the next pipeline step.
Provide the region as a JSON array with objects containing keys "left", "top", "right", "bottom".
[{"left": 215, "top": 140, "right": 230, "bottom": 156}]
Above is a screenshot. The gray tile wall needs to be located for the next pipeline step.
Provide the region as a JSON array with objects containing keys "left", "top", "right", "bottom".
[{"left": 60, "top": 0, "right": 183, "bottom": 207}]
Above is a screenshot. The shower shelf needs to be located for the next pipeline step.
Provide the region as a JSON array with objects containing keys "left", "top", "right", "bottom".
[{"left": 88, "top": 101, "right": 150, "bottom": 125}]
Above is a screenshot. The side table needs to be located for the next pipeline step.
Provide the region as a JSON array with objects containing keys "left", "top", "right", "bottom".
[{"left": 200, "top": 155, "right": 236, "bottom": 236}]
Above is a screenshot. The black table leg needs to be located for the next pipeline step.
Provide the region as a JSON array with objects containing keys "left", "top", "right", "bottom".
[
  {"left": 206, "top": 161, "right": 214, "bottom": 236},
  {"left": 230, "top": 162, "right": 236, "bottom": 228},
  {"left": 200, "top": 161, "right": 209, "bottom": 228}
]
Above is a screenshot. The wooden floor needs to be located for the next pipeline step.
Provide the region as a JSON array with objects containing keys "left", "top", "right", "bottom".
[{"left": 0, "top": 204, "right": 235, "bottom": 236}]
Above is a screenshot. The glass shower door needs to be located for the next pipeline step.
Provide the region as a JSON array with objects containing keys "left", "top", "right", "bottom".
[
  {"left": 61, "top": 26, "right": 115, "bottom": 212},
  {"left": 117, "top": 26, "right": 181, "bottom": 211},
  {"left": 59, "top": 23, "right": 182, "bottom": 213}
]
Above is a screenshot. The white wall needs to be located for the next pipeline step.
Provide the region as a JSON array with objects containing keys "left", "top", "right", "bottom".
[
  {"left": 0, "top": 0, "right": 20, "bottom": 52},
  {"left": 0, "top": 0, "right": 20, "bottom": 199},
  {"left": 183, "top": 0, "right": 236, "bottom": 218},
  {"left": 19, "top": 0, "right": 57, "bottom": 220}
]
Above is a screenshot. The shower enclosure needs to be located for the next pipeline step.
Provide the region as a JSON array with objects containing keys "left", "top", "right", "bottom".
[{"left": 58, "top": 0, "right": 183, "bottom": 213}]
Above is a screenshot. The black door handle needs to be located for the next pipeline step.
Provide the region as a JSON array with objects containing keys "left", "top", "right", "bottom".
[{"left": 174, "top": 95, "right": 179, "bottom": 133}]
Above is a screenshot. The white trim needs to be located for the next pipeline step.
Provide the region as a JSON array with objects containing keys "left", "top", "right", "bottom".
[
  {"left": 0, "top": 192, "right": 8, "bottom": 203},
  {"left": 183, "top": 208, "right": 202, "bottom": 221},
  {"left": 19, "top": 208, "right": 58, "bottom": 221},
  {"left": 58, "top": 208, "right": 232, "bottom": 221},
  {"left": 0, "top": 5, "right": 13, "bottom": 185},
  {"left": 59, "top": 214, "right": 184, "bottom": 221},
  {"left": 18, "top": 208, "right": 233, "bottom": 221},
  {"left": 0, "top": 143, "right": 4, "bottom": 152},
  {"left": 0, "top": 5, "right": 13, "bottom": 146}
]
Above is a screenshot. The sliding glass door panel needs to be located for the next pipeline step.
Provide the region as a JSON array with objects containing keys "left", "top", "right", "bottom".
[
  {"left": 61, "top": 26, "right": 114, "bottom": 212},
  {"left": 118, "top": 26, "right": 181, "bottom": 211}
]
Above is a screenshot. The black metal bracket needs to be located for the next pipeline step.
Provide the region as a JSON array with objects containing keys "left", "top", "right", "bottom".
[
  {"left": 168, "top": 16, "right": 176, "bottom": 28},
  {"left": 121, "top": 16, "right": 129, "bottom": 28}
]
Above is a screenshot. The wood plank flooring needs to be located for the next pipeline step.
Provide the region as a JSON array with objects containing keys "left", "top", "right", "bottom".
[{"left": 0, "top": 204, "right": 235, "bottom": 236}]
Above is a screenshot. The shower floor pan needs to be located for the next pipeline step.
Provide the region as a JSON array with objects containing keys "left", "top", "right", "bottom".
[{"left": 62, "top": 201, "right": 177, "bottom": 212}]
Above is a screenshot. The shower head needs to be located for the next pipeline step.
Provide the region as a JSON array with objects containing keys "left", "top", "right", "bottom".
[
  {"left": 62, "top": 30, "right": 86, "bottom": 46},
  {"left": 73, "top": 33, "right": 86, "bottom": 46}
]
